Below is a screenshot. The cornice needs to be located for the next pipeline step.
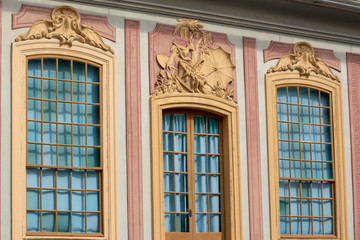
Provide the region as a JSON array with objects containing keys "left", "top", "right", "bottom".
[{"left": 64, "top": 0, "right": 360, "bottom": 44}]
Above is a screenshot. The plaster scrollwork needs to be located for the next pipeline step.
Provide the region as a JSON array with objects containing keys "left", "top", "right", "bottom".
[
  {"left": 155, "top": 19, "right": 236, "bottom": 101},
  {"left": 15, "top": 6, "right": 114, "bottom": 54},
  {"left": 267, "top": 42, "right": 339, "bottom": 82}
]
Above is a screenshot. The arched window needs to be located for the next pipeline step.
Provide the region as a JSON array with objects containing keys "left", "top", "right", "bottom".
[
  {"left": 266, "top": 42, "right": 347, "bottom": 240},
  {"left": 12, "top": 6, "right": 118, "bottom": 240}
]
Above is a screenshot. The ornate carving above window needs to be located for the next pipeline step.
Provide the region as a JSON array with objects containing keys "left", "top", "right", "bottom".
[
  {"left": 154, "top": 19, "right": 236, "bottom": 101},
  {"left": 267, "top": 41, "right": 339, "bottom": 82},
  {"left": 15, "top": 6, "right": 114, "bottom": 54}
]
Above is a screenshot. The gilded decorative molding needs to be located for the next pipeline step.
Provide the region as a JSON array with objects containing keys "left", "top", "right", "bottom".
[
  {"left": 15, "top": 6, "right": 114, "bottom": 54},
  {"left": 154, "top": 19, "right": 236, "bottom": 101},
  {"left": 267, "top": 42, "right": 339, "bottom": 82}
]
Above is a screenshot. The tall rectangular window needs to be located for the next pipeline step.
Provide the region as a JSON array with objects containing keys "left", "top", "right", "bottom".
[
  {"left": 277, "top": 86, "right": 334, "bottom": 235},
  {"left": 26, "top": 57, "right": 102, "bottom": 234},
  {"left": 162, "top": 111, "right": 222, "bottom": 239}
]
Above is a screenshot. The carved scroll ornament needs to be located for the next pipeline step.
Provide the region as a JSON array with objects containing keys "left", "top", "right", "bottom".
[
  {"left": 267, "top": 42, "right": 339, "bottom": 82},
  {"left": 155, "top": 19, "right": 236, "bottom": 101},
  {"left": 15, "top": 6, "right": 114, "bottom": 54}
]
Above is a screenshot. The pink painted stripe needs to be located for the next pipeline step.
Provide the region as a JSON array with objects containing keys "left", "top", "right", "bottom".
[
  {"left": 125, "top": 19, "right": 144, "bottom": 240},
  {"left": 243, "top": 37, "right": 263, "bottom": 240},
  {"left": 346, "top": 52, "right": 360, "bottom": 240},
  {"left": 264, "top": 41, "right": 341, "bottom": 72},
  {"left": 12, "top": 4, "right": 116, "bottom": 42}
]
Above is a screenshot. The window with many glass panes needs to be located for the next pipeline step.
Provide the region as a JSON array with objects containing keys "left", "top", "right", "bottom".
[
  {"left": 26, "top": 57, "right": 102, "bottom": 234},
  {"left": 162, "top": 111, "right": 223, "bottom": 239},
  {"left": 277, "top": 86, "right": 334, "bottom": 236}
]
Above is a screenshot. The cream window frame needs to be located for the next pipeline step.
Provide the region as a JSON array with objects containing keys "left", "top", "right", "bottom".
[
  {"left": 151, "top": 93, "right": 243, "bottom": 240},
  {"left": 12, "top": 39, "right": 118, "bottom": 240},
  {"left": 265, "top": 71, "right": 348, "bottom": 240}
]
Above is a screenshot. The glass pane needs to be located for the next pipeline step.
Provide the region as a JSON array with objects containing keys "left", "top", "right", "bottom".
[
  {"left": 174, "top": 134, "right": 186, "bottom": 152},
  {"left": 164, "top": 173, "right": 174, "bottom": 192},
  {"left": 302, "top": 218, "right": 312, "bottom": 235},
  {"left": 313, "top": 200, "right": 322, "bottom": 217},
  {"left": 321, "top": 92, "right": 330, "bottom": 107},
  {"left": 277, "top": 87, "right": 287, "bottom": 102},
  {"left": 87, "top": 213, "right": 100, "bottom": 233},
  {"left": 73, "top": 125, "right": 86, "bottom": 145},
  {"left": 72, "top": 191, "right": 85, "bottom": 211},
  {"left": 323, "top": 182, "right": 332, "bottom": 198},
  {"left": 291, "top": 199, "right": 301, "bottom": 216},
  {"left": 57, "top": 212, "right": 71, "bottom": 232},
  {"left": 57, "top": 191, "right": 70, "bottom": 210},
  {"left": 195, "top": 194, "right": 207, "bottom": 213},
  {"left": 42, "top": 168, "right": 55, "bottom": 188},
  {"left": 291, "top": 160, "right": 301, "bottom": 178},
  {"left": 58, "top": 124, "right": 72, "bottom": 145},
  {"left": 322, "top": 126, "right": 331, "bottom": 143},
  {"left": 176, "top": 194, "right": 188, "bottom": 212},
  {"left": 43, "top": 101, "right": 57, "bottom": 122},
  {"left": 278, "top": 122, "right": 288, "bottom": 140},
  {"left": 289, "top": 124, "right": 299, "bottom": 141},
  {"left": 174, "top": 114, "right": 186, "bottom": 132},
  {"left": 175, "top": 154, "right": 187, "bottom": 172},
  {"left": 88, "top": 148, "right": 101, "bottom": 167},
  {"left": 42, "top": 190, "right": 55, "bottom": 210},
  {"left": 28, "top": 59, "right": 41, "bottom": 77},
  {"left": 175, "top": 174, "right": 188, "bottom": 192},
  {"left": 165, "top": 213, "right": 175, "bottom": 232},
  {"left": 310, "top": 107, "right": 320, "bottom": 124},
  {"left": 87, "top": 84, "right": 99, "bottom": 103},
  {"left": 290, "top": 181, "right": 300, "bottom": 197},
  {"left": 312, "top": 182, "right": 322, "bottom": 198},
  {"left": 72, "top": 213, "right": 85, "bottom": 233},
  {"left": 279, "top": 141, "right": 289, "bottom": 159},
  {"left": 176, "top": 215, "right": 188, "bottom": 232},
  {"left": 87, "top": 105, "right": 100, "bottom": 124},
  {"left": 209, "top": 175, "right": 220, "bottom": 193},
  {"left": 310, "top": 89, "right": 320, "bottom": 106},
  {"left": 27, "top": 189, "right": 40, "bottom": 209},
  {"left": 299, "top": 106, "right": 309, "bottom": 123},
  {"left": 323, "top": 144, "right": 332, "bottom": 161},
  {"left": 313, "top": 218, "right": 323, "bottom": 234},
  {"left": 324, "top": 163, "right": 333, "bottom": 179},
  {"left": 43, "top": 123, "right": 57, "bottom": 144},
  {"left": 58, "top": 146, "right": 71, "bottom": 166},
  {"left": 28, "top": 78, "right": 41, "bottom": 98},
  {"left": 324, "top": 218, "right": 333, "bottom": 234},
  {"left": 195, "top": 174, "right": 207, "bottom": 193},
  {"left": 87, "top": 64, "right": 99, "bottom": 82},
  {"left": 196, "top": 214, "right": 208, "bottom": 232},
  {"left": 73, "top": 104, "right": 86, "bottom": 124},
  {"left": 291, "top": 217, "right": 301, "bottom": 234},
  {"left": 208, "top": 136, "right": 219, "bottom": 154},
  {"left": 195, "top": 155, "right": 206, "bottom": 173},
  {"left": 302, "top": 182, "right": 311, "bottom": 197},
  {"left": 73, "top": 61, "right": 86, "bottom": 81},
  {"left": 58, "top": 59, "right": 71, "bottom": 80},
  {"left": 72, "top": 170, "right": 85, "bottom": 189},
  {"left": 87, "top": 126, "right": 100, "bottom": 146},
  {"left": 280, "top": 217, "right": 290, "bottom": 234},
  {"left": 28, "top": 143, "right": 41, "bottom": 165},
  {"left": 302, "top": 161, "right": 312, "bottom": 179},
  {"left": 87, "top": 192, "right": 99, "bottom": 211},
  {"left": 288, "top": 87, "right": 298, "bottom": 104},
  {"left": 209, "top": 195, "right": 220, "bottom": 212},
  {"left": 164, "top": 193, "right": 174, "bottom": 212},
  {"left": 194, "top": 135, "right": 206, "bottom": 153},
  {"left": 57, "top": 169, "right": 70, "bottom": 189},
  {"left": 208, "top": 155, "right": 219, "bottom": 173},
  {"left": 42, "top": 212, "right": 55, "bottom": 232},
  {"left": 208, "top": 117, "right": 219, "bottom": 134},
  {"left": 323, "top": 200, "right": 333, "bottom": 217},
  {"left": 312, "top": 144, "right": 322, "bottom": 161},
  {"left": 300, "top": 124, "right": 310, "bottom": 142},
  {"left": 163, "top": 133, "right": 173, "bottom": 151},
  {"left": 58, "top": 102, "right": 72, "bottom": 123},
  {"left": 209, "top": 214, "right": 221, "bottom": 232},
  {"left": 163, "top": 153, "right": 174, "bottom": 171},
  {"left": 321, "top": 108, "right": 330, "bottom": 124},
  {"left": 73, "top": 147, "right": 86, "bottom": 167},
  {"left": 289, "top": 105, "right": 298, "bottom": 122},
  {"left": 279, "top": 179, "right": 289, "bottom": 197},
  {"left": 27, "top": 167, "right": 40, "bottom": 187},
  {"left": 58, "top": 81, "right": 71, "bottom": 101},
  {"left": 279, "top": 198, "right": 289, "bottom": 215},
  {"left": 277, "top": 104, "right": 288, "bottom": 121},
  {"left": 27, "top": 211, "right": 40, "bottom": 232},
  {"left": 301, "top": 143, "right": 311, "bottom": 160},
  {"left": 194, "top": 115, "right": 206, "bottom": 133},
  {"left": 312, "top": 162, "right": 322, "bottom": 179},
  {"left": 311, "top": 125, "right": 321, "bottom": 142},
  {"left": 162, "top": 114, "right": 173, "bottom": 131},
  {"left": 87, "top": 170, "right": 99, "bottom": 190},
  {"left": 302, "top": 199, "right": 311, "bottom": 216},
  {"left": 28, "top": 100, "right": 41, "bottom": 121},
  {"left": 43, "top": 80, "right": 56, "bottom": 100},
  {"left": 73, "top": 82, "right": 86, "bottom": 102},
  {"left": 299, "top": 87, "right": 309, "bottom": 105}
]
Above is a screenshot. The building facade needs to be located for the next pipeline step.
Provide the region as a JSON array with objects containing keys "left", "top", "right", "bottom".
[{"left": 1, "top": 0, "right": 360, "bottom": 239}]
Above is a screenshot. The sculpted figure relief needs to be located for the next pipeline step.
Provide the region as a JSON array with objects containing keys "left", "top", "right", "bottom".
[
  {"left": 267, "top": 42, "right": 339, "bottom": 82},
  {"left": 15, "top": 6, "right": 114, "bottom": 54},
  {"left": 155, "top": 19, "right": 236, "bottom": 101}
]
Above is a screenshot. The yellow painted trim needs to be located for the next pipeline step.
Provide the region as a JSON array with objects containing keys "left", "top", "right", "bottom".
[
  {"left": 11, "top": 39, "right": 118, "bottom": 240},
  {"left": 150, "top": 93, "right": 243, "bottom": 240},
  {"left": 265, "top": 72, "right": 348, "bottom": 240}
]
